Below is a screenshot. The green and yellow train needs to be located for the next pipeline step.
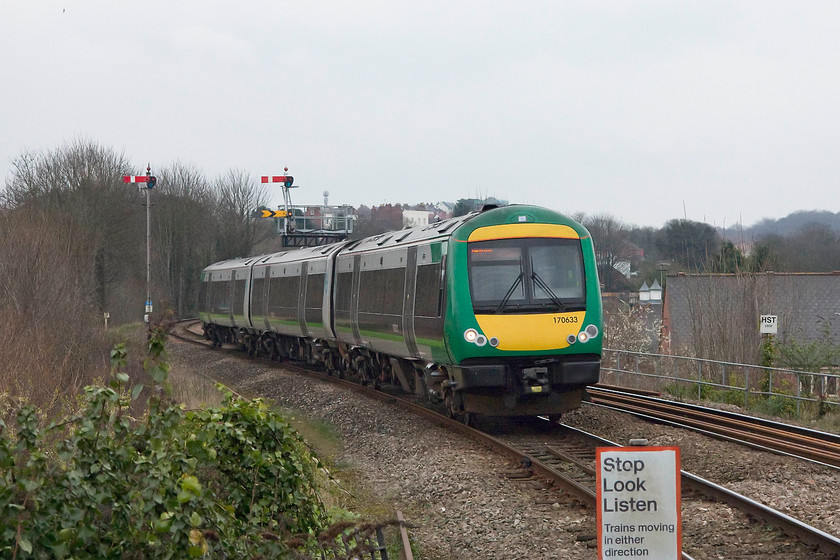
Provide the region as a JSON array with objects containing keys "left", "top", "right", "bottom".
[{"left": 198, "top": 204, "right": 602, "bottom": 422}]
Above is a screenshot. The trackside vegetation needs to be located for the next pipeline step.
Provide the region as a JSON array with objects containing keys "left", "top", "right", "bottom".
[{"left": 0, "top": 327, "right": 335, "bottom": 558}]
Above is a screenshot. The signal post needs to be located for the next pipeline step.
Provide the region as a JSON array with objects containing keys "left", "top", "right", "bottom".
[
  {"left": 258, "top": 168, "right": 353, "bottom": 247},
  {"left": 123, "top": 166, "right": 157, "bottom": 322}
]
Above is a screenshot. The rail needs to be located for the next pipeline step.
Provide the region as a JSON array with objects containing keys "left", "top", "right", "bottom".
[
  {"left": 602, "top": 348, "right": 840, "bottom": 418},
  {"left": 586, "top": 386, "right": 840, "bottom": 468}
]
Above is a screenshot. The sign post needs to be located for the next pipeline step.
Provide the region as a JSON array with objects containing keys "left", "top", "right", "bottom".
[{"left": 597, "top": 447, "right": 682, "bottom": 559}]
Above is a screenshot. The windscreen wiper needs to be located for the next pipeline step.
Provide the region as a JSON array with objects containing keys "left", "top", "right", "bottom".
[
  {"left": 531, "top": 272, "right": 567, "bottom": 311},
  {"left": 495, "top": 273, "right": 524, "bottom": 313}
]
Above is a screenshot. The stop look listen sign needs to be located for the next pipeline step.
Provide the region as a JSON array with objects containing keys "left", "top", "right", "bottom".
[{"left": 597, "top": 447, "right": 682, "bottom": 559}]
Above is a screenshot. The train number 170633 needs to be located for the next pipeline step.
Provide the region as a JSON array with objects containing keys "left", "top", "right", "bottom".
[{"left": 553, "top": 315, "right": 578, "bottom": 324}]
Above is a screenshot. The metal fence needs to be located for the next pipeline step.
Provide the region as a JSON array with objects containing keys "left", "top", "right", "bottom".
[{"left": 601, "top": 349, "right": 840, "bottom": 417}]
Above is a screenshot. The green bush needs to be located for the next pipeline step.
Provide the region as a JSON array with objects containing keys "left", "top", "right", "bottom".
[{"left": 0, "top": 328, "right": 328, "bottom": 558}]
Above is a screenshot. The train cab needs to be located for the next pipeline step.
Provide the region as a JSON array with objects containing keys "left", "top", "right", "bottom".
[{"left": 442, "top": 206, "right": 603, "bottom": 417}]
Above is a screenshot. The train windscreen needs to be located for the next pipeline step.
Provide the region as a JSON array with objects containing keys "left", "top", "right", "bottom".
[{"left": 468, "top": 238, "right": 585, "bottom": 313}]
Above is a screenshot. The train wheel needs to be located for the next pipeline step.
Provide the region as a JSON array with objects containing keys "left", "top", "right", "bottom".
[{"left": 463, "top": 412, "right": 474, "bottom": 427}]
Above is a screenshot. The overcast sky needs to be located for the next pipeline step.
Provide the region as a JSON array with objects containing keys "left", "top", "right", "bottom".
[{"left": 2, "top": 1, "right": 839, "bottom": 228}]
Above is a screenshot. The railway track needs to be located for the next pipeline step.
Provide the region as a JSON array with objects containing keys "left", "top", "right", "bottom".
[
  {"left": 586, "top": 385, "right": 840, "bottom": 469},
  {"left": 171, "top": 320, "right": 840, "bottom": 558}
]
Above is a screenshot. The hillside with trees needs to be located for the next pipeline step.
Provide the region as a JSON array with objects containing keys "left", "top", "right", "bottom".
[
  {"left": 582, "top": 211, "right": 840, "bottom": 292},
  {"left": 743, "top": 210, "right": 840, "bottom": 238}
]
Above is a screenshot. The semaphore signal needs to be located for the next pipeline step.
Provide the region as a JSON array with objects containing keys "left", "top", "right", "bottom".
[
  {"left": 123, "top": 175, "right": 157, "bottom": 187},
  {"left": 260, "top": 175, "right": 294, "bottom": 187},
  {"left": 260, "top": 166, "right": 294, "bottom": 188}
]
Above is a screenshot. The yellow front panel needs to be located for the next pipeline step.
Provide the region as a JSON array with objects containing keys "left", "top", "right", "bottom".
[
  {"left": 474, "top": 311, "right": 587, "bottom": 351},
  {"left": 468, "top": 223, "right": 582, "bottom": 242}
]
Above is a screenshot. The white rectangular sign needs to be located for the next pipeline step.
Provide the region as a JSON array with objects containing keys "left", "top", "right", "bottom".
[
  {"left": 760, "top": 314, "right": 778, "bottom": 334},
  {"left": 597, "top": 447, "right": 682, "bottom": 559}
]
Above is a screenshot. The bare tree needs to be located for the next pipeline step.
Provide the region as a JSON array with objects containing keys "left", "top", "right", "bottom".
[
  {"left": 758, "top": 224, "right": 840, "bottom": 272},
  {"left": 3, "top": 139, "right": 143, "bottom": 322},
  {"left": 212, "top": 169, "right": 272, "bottom": 258},
  {"left": 580, "top": 213, "right": 634, "bottom": 292},
  {"left": 153, "top": 163, "right": 217, "bottom": 317},
  {"left": 0, "top": 208, "right": 106, "bottom": 410}
]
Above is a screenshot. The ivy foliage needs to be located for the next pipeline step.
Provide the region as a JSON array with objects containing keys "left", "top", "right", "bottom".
[{"left": 0, "top": 327, "right": 328, "bottom": 558}]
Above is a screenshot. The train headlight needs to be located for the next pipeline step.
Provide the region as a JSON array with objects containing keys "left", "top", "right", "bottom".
[
  {"left": 475, "top": 335, "right": 487, "bottom": 347},
  {"left": 464, "top": 329, "right": 478, "bottom": 342},
  {"left": 577, "top": 325, "right": 599, "bottom": 343},
  {"left": 566, "top": 334, "right": 577, "bottom": 345},
  {"left": 489, "top": 337, "right": 500, "bottom": 347}
]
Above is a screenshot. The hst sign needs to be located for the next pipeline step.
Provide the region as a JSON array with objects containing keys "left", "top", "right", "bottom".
[{"left": 760, "top": 314, "right": 778, "bottom": 334}]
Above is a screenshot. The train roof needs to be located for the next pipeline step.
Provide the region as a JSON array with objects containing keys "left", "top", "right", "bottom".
[
  {"left": 338, "top": 212, "right": 478, "bottom": 254},
  {"left": 201, "top": 243, "right": 347, "bottom": 273},
  {"left": 253, "top": 242, "right": 346, "bottom": 266},
  {"left": 337, "top": 204, "right": 584, "bottom": 253},
  {"left": 201, "top": 256, "right": 258, "bottom": 272},
  {"left": 202, "top": 204, "right": 585, "bottom": 272}
]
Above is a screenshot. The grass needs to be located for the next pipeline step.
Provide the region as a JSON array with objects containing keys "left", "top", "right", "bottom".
[{"left": 661, "top": 378, "right": 840, "bottom": 431}]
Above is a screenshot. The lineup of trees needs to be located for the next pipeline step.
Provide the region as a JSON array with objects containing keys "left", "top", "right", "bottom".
[
  {"left": 0, "top": 140, "right": 276, "bottom": 409},
  {"left": 1, "top": 140, "right": 274, "bottom": 325}
]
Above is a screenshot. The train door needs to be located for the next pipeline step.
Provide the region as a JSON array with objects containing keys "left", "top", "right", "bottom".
[
  {"left": 298, "top": 261, "right": 310, "bottom": 338},
  {"left": 350, "top": 254, "right": 362, "bottom": 345},
  {"left": 402, "top": 246, "right": 420, "bottom": 358},
  {"left": 413, "top": 242, "right": 447, "bottom": 361},
  {"left": 227, "top": 275, "right": 236, "bottom": 324},
  {"left": 232, "top": 268, "right": 249, "bottom": 327}
]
